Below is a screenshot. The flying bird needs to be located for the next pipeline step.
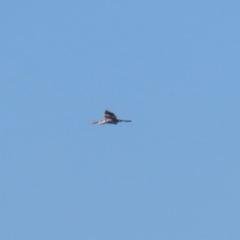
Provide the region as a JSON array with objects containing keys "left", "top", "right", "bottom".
[{"left": 91, "top": 110, "right": 132, "bottom": 125}]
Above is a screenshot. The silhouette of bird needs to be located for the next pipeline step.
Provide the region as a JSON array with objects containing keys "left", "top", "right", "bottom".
[{"left": 91, "top": 110, "right": 132, "bottom": 125}]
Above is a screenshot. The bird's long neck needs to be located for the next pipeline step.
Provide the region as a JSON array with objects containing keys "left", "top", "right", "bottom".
[
  {"left": 118, "top": 119, "right": 131, "bottom": 122},
  {"left": 99, "top": 120, "right": 106, "bottom": 124},
  {"left": 91, "top": 119, "right": 106, "bottom": 124}
]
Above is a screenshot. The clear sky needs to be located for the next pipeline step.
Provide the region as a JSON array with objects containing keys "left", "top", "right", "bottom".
[{"left": 1, "top": 1, "right": 240, "bottom": 239}]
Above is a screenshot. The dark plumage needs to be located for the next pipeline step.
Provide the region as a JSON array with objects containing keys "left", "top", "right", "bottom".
[{"left": 91, "top": 110, "right": 132, "bottom": 125}]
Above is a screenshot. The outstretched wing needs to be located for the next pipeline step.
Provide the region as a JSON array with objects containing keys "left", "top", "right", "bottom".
[{"left": 105, "top": 110, "right": 117, "bottom": 120}]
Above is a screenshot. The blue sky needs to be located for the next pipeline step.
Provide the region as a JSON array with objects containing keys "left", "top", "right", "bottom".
[{"left": 1, "top": 1, "right": 240, "bottom": 239}]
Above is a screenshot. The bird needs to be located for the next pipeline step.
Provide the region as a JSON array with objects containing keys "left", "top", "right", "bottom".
[{"left": 90, "top": 110, "right": 132, "bottom": 125}]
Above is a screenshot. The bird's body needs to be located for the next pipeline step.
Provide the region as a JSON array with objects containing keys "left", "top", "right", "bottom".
[{"left": 91, "top": 110, "right": 131, "bottom": 125}]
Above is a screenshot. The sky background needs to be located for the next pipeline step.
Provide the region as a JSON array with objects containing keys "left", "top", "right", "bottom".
[{"left": 1, "top": 1, "right": 240, "bottom": 239}]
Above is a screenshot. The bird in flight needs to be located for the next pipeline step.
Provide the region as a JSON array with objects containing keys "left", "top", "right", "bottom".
[{"left": 90, "top": 110, "right": 132, "bottom": 125}]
